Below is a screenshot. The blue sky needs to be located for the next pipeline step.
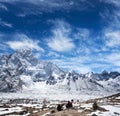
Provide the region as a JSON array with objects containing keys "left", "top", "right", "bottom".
[{"left": 0, "top": 0, "right": 120, "bottom": 73}]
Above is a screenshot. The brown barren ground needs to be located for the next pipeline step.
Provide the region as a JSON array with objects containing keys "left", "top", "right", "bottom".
[{"left": 30, "top": 109, "right": 87, "bottom": 116}]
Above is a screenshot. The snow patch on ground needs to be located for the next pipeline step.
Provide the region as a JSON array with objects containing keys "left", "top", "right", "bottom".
[
  {"left": 116, "top": 96, "right": 120, "bottom": 99},
  {"left": 0, "top": 81, "right": 113, "bottom": 101},
  {"left": 42, "top": 112, "right": 50, "bottom": 116},
  {"left": 0, "top": 107, "right": 22, "bottom": 115},
  {"left": 88, "top": 105, "right": 120, "bottom": 116},
  {"left": 0, "top": 92, "right": 104, "bottom": 101}
]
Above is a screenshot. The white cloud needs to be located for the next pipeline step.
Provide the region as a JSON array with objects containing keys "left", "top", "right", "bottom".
[
  {"left": 102, "top": 0, "right": 120, "bottom": 7},
  {"left": 47, "top": 51, "right": 60, "bottom": 58},
  {"left": 0, "top": 18, "right": 12, "bottom": 28},
  {"left": 16, "top": 13, "right": 27, "bottom": 17},
  {"left": 74, "top": 28, "right": 90, "bottom": 40},
  {"left": 47, "top": 20, "right": 75, "bottom": 52},
  {"left": 47, "top": 36, "right": 75, "bottom": 52},
  {"left": 0, "top": 0, "right": 90, "bottom": 14},
  {"left": 49, "top": 55, "right": 92, "bottom": 73},
  {"left": 100, "top": 0, "right": 120, "bottom": 51},
  {"left": 76, "top": 66, "right": 92, "bottom": 73},
  {"left": 34, "top": 52, "right": 41, "bottom": 58},
  {"left": 0, "top": 32, "right": 4, "bottom": 38},
  {"left": 105, "top": 31, "right": 120, "bottom": 47},
  {"left": 0, "top": 3, "right": 8, "bottom": 11},
  {"left": 49, "top": 50, "right": 120, "bottom": 73},
  {"left": 62, "top": 64, "right": 91, "bottom": 73},
  {"left": 106, "top": 53, "right": 120, "bottom": 66},
  {"left": 91, "top": 51, "right": 120, "bottom": 69},
  {"left": 0, "top": 43, "right": 9, "bottom": 51},
  {"left": 6, "top": 34, "right": 44, "bottom": 52},
  {"left": 100, "top": 0, "right": 120, "bottom": 30}
]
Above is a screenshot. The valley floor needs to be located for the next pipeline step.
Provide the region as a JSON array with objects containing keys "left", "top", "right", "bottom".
[{"left": 0, "top": 93, "right": 120, "bottom": 116}]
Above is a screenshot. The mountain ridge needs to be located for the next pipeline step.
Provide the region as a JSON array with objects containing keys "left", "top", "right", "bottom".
[{"left": 0, "top": 49, "right": 120, "bottom": 93}]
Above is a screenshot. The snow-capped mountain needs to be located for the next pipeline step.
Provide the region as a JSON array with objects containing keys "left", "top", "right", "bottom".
[
  {"left": 0, "top": 49, "right": 64, "bottom": 92},
  {"left": 0, "top": 49, "right": 120, "bottom": 93},
  {"left": 85, "top": 71, "right": 120, "bottom": 81},
  {"left": 58, "top": 70, "right": 104, "bottom": 91}
]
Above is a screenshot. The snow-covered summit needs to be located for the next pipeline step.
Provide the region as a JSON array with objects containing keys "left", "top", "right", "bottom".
[
  {"left": 0, "top": 49, "right": 120, "bottom": 94},
  {"left": 0, "top": 49, "right": 64, "bottom": 92}
]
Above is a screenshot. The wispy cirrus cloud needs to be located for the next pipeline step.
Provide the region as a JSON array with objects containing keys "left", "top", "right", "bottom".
[
  {"left": 0, "top": 3, "right": 8, "bottom": 11},
  {"left": 106, "top": 53, "right": 120, "bottom": 66},
  {"left": 102, "top": 0, "right": 120, "bottom": 7},
  {"left": 0, "top": 18, "right": 12, "bottom": 28},
  {"left": 49, "top": 56, "right": 92, "bottom": 73},
  {"left": 47, "top": 20, "right": 98, "bottom": 54},
  {"left": 49, "top": 51, "right": 120, "bottom": 73},
  {"left": 100, "top": 0, "right": 120, "bottom": 30},
  {"left": 47, "top": 20, "right": 75, "bottom": 52},
  {"left": 0, "top": 0, "right": 88, "bottom": 9},
  {"left": 99, "top": 0, "right": 120, "bottom": 52},
  {"left": 74, "top": 28, "right": 90, "bottom": 40},
  {"left": 47, "top": 51, "right": 61, "bottom": 58},
  {"left": 0, "top": 43, "right": 9, "bottom": 51},
  {"left": 6, "top": 34, "right": 44, "bottom": 52},
  {"left": 0, "top": 0, "right": 93, "bottom": 16},
  {"left": 105, "top": 31, "right": 120, "bottom": 47}
]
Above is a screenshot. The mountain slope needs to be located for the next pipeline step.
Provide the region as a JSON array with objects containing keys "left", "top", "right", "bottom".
[
  {"left": 0, "top": 49, "right": 64, "bottom": 92},
  {"left": 0, "top": 49, "right": 120, "bottom": 93}
]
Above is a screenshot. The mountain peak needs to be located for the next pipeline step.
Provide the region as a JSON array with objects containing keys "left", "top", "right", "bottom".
[
  {"left": 0, "top": 49, "right": 120, "bottom": 93},
  {"left": 16, "top": 48, "right": 32, "bottom": 56}
]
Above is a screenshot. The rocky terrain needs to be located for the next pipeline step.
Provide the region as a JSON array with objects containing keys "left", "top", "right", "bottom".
[{"left": 0, "top": 93, "right": 120, "bottom": 116}]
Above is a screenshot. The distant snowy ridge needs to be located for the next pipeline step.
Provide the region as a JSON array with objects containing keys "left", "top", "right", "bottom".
[{"left": 0, "top": 49, "right": 120, "bottom": 93}]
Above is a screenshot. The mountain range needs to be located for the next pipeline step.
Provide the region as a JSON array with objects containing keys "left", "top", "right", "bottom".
[{"left": 0, "top": 49, "right": 120, "bottom": 93}]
